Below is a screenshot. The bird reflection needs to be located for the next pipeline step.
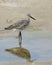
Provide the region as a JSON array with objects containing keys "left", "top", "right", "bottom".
[{"left": 5, "top": 47, "right": 32, "bottom": 62}]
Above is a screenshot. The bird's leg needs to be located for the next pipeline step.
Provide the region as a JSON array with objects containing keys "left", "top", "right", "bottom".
[{"left": 18, "top": 31, "right": 22, "bottom": 48}]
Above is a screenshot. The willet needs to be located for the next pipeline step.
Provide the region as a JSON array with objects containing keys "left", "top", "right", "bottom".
[{"left": 5, "top": 14, "right": 36, "bottom": 47}]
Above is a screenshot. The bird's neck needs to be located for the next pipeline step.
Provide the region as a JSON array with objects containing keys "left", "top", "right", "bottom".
[{"left": 26, "top": 16, "right": 30, "bottom": 22}]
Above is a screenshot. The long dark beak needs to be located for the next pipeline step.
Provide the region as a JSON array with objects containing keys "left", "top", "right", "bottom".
[{"left": 28, "top": 15, "right": 36, "bottom": 20}]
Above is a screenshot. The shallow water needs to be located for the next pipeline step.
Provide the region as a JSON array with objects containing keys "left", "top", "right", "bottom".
[{"left": 0, "top": 30, "right": 52, "bottom": 62}]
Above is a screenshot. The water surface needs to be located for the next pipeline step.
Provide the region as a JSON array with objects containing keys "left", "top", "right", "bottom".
[{"left": 0, "top": 30, "right": 52, "bottom": 62}]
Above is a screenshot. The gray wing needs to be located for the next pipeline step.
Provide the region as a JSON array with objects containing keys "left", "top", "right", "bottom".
[{"left": 5, "top": 20, "right": 29, "bottom": 30}]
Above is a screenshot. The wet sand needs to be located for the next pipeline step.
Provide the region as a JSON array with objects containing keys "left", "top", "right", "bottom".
[{"left": 0, "top": 62, "right": 52, "bottom": 65}]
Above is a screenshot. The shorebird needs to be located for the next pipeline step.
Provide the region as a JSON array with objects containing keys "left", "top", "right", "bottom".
[{"left": 5, "top": 14, "right": 36, "bottom": 47}]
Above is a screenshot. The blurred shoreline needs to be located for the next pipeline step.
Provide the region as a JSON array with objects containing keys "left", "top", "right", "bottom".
[{"left": 0, "top": 30, "right": 52, "bottom": 39}]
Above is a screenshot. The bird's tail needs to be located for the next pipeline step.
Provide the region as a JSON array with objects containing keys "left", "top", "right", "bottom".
[
  {"left": 5, "top": 27, "right": 9, "bottom": 30},
  {"left": 4, "top": 25, "right": 13, "bottom": 30}
]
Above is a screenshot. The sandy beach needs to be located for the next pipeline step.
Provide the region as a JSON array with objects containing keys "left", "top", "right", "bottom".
[{"left": 0, "top": 0, "right": 52, "bottom": 31}]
